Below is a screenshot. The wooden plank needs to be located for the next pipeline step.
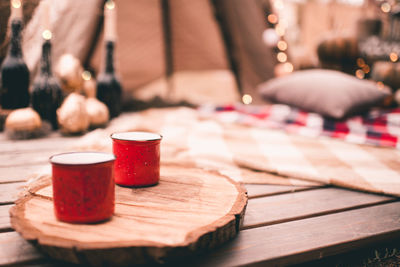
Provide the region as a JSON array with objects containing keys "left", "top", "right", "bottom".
[
  {"left": 0, "top": 205, "right": 13, "bottom": 232},
  {"left": 243, "top": 187, "right": 395, "bottom": 229},
  {"left": 0, "top": 164, "right": 48, "bottom": 183},
  {"left": 0, "top": 182, "right": 25, "bottom": 204},
  {"left": 0, "top": 151, "right": 57, "bottom": 168},
  {"left": 245, "top": 184, "right": 320, "bottom": 199},
  {"left": 197, "top": 201, "right": 400, "bottom": 267},
  {"left": 0, "top": 232, "right": 43, "bottom": 265},
  {"left": 3, "top": 202, "right": 400, "bottom": 266},
  {"left": 0, "top": 135, "right": 78, "bottom": 153}
]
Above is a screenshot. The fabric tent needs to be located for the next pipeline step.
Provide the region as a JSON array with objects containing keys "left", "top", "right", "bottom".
[{"left": 1, "top": 0, "right": 277, "bottom": 106}]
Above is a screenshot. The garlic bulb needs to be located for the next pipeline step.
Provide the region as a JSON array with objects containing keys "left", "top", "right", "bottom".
[
  {"left": 86, "top": 98, "right": 109, "bottom": 127},
  {"left": 5, "top": 108, "right": 43, "bottom": 139},
  {"left": 55, "top": 54, "right": 83, "bottom": 93},
  {"left": 57, "top": 93, "right": 89, "bottom": 134},
  {"left": 5, "top": 107, "right": 42, "bottom": 131}
]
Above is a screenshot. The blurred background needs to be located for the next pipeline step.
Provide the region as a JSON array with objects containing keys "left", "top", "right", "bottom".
[{"left": 0, "top": 0, "right": 399, "bottom": 106}]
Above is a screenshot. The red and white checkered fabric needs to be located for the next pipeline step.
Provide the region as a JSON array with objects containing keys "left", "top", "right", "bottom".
[{"left": 200, "top": 104, "right": 400, "bottom": 149}]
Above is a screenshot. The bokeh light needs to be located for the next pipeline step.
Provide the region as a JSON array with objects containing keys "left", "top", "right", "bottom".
[
  {"left": 42, "top": 30, "right": 52, "bottom": 40},
  {"left": 357, "top": 58, "right": 366, "bottom": 67},
  {"left": 390, "top": 52, "right": 398, "bottom": 62},
  {"left": 105, "top": 0, "right": 115, "bottom": 10},
  {"left": 242, "top": 94, "right": 253, "bottom": 105},
  {"left": 283, "top": 62, "right": 294, "bottom": 73},
  {"left": 377, "top": 81, "right": 385, "bottom": 90},
  {"left": 267, "top": 14, "right": 278, "bottom": 24},
  {"left": 277, "top": 52, "right": 287, "bottom": 63},
  {"left": 362, "top": 65, "right": 370, "bottom": 74},
  {"left": 381, "top": 2, "right": 391, "bottom": 13},
  {"left": 11, "top": 0, "right": 21, "bottom": 9},
  {"left": 82, "top": 71, "right": 92, "bottom": 81},
  {"left": 355, "top": 69, "right": 365, "bottom": 79},
  {"left": 262, "top": 28, "right": 279, "bottom": 47},
  {"left": 277, "top": 40, "right": 287, "bottom": 51}
]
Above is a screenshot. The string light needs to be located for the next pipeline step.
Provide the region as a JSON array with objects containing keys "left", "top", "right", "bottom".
[
  {"left": 377, "top": 81, "right": 385, "bottom": 90},
  {"left": 266, "top": 4, "right": 293, "bottom": 77},
  {"left": 357, "top": 58, "right": 366, "bottom": 68},
  {"left": 362, "top": 65, "right": 370, "bottom": 74},
  {"left": 355, "top": 69, "right": 365, "bottom": 79},
  {"left": 267, "top": 14, "right": 278, "bottom": 24},
  {"left": 283, "top": 62, "right": 293, "bottom": 73},
  {"left": 11, "top": 0, "right": 21, "bottom": 9},
  {"left": 277, "top": 52, "right": 287, "bottom": 63},
  {"left": 82, "top": 71, "right": 92, "bottom": 81},
  {"left": 277, "top": 40, "right": 287, "bottom": 51},
  {"left": 242, "top": 94, "right": 253, "bottom": 105},
  {"left": 105, "top": 0, "right": 115, "bottom": 10},
  {"left": 381, "top": 2, "right": 391, "bottom": 13},
  {"left": 42, "top": 29, "right": 52, "bottom": 40},
  {"left": 262, "top": 28, "right": 279, "bottom": 47},
  {"left": 390, "top": 52, "right": 398, "bottom": 62}
]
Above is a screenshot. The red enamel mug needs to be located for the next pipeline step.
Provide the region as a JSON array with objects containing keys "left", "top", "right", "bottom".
[
  {"left": 50, "top": 152, "right": 115, "bottom": 223},
  {"left": 111, "top": 131, "right": 162, "bottom": 187}
]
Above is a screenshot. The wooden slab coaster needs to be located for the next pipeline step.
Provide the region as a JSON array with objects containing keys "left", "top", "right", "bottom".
[{"left": 9, "top": 164, "right": 247, "bottom": 266}]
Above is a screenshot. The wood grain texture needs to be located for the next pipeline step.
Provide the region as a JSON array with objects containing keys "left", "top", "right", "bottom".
[
  {"left": 245, "top": 184, "right": 318, "bottom": 199},
  {"left": 243, "top": 187, "right": 395, "bottom": 229},
  {"left": 0, "top": 164, "right": 48, "bottom": 183},
  {"left": 0, "top": 151, "right": 53, "bottom": 168},
  {"left": 0, "top": 205, "right": 13, "bottom": 232},
  {"left": 196, "top": 201, "right": 400, "bottom": 267},
  {"left": 0, "top": 182, "right": 25, "bottom": 204},
  {"left": 0, "top": 133, "right": 78, "bottom": 183},
  {"left": 10, "top": 164, "right": 247, "bottom": 266},
  {"left": 0, "top": 135, "right": 78, "bottom": 153},
  {"left": 4, "top": 201, "right": 400, "bottom": 267}
]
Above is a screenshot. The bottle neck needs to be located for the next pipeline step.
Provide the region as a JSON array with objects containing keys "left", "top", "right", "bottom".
[
  {"left": 105, "top": 41, "right": 115, "bottom": 74},
  {"left": 40, "top": 40, "right": 52, "bottom": 75},
  {"left": 9, "top": 19, "right": 23, "bottom": 57}
]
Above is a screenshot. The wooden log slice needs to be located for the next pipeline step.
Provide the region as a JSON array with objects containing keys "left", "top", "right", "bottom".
[{"left": 10, "top": 164, "right": 247, "bottom": 266}]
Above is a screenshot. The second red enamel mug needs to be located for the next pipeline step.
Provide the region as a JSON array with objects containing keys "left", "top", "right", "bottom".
[{"left": 111, "top": 131, "right": 162, "bottom": 187}]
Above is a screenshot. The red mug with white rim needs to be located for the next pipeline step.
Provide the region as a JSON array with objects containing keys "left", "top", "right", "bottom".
[
  {"left": 50, "top": 152, "right": 115, "bottom": 223},
  {"left": 111, "top": 131, "right": 162, "bottom": 187}
]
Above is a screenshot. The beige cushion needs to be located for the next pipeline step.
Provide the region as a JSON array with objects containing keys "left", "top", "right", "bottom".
[{"left": 258, "top": 69, "right": 391, "bottom": 119}]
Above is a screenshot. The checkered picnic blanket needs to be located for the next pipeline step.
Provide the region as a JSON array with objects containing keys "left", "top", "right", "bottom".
[
  {"left": 199, "top": 104, "right": 400, "bottom": 149},
  {"left": 74, "top": 106, "right": 400, "bottom": 197}
]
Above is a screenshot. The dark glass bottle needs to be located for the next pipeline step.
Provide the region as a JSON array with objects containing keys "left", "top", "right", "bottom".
[
  {"left": 31, "top": 40, "right": 63, "bottom": 129},
  {"left": 0, "top": 19, "right": 30, "bottom": 109},
  {"left": 96, "top": 41, "right": 122, "bottom": 118}
]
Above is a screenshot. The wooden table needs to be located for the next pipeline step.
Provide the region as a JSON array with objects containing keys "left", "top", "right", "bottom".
[{"left": 1, "top": 132, "right": 400, "bottom": 266}]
